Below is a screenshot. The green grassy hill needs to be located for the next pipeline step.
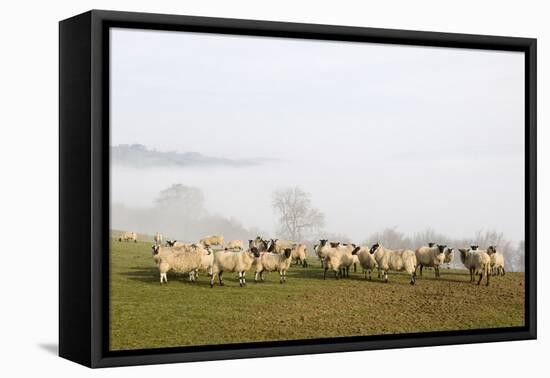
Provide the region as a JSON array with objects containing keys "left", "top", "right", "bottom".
[{"left": 110, "top": 239, "right": 525, "bottom": 351}]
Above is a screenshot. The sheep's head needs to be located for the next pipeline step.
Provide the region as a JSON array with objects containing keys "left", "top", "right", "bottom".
[
  {"left": 151, "top": 245, "right": 160, "bottom": 256},
  {"left": 319, "top": 239, "right": 328, "bottom": 247},
  {"left": 351, "top": 246, "right": 361, "bottom": 255},
  {"left": 250, "top": 247, "right": 260, "bottom": 258},
  {"left": 370, "top": 243, "right": 380, "bottom": 254},
  {"left": 283, "top": 248, "right": 292, "bottom": 258},
  {"left": 267, "top": 242, "right": 276, "bottom": 253},
  {"left": 487, "top": 245, "right": 497, "bottom": 254},
  {"left": 445, "top": 247, "right": 454, "bottom": 255},
  {"left": 330, "top": 242, "right": 340, "bottom": 248},
  {"left": 437, "top": 244, "right": 447, "bottom": 253},
  {"left": 166, "top": 240, "right": 176, "bottom": 247},
  {"left": 428, "top": 242, "right": 436, "bottom": 248},
  {"left": 470, "top": 245, "right": 479, "bottom": 250}
]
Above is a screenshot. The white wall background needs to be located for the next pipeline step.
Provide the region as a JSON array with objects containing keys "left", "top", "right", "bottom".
[{"left": 0, "top": 0, "right": 546, "bottom": 376}]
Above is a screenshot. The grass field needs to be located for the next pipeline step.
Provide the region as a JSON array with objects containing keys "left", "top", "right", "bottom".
[{"left": 110, "top": 239, "right": 525, "bottom": 351}]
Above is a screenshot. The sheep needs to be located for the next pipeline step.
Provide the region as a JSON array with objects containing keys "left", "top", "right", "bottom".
[
  {"left": 487, "top": 245, "right": 505, "bottom": 276},
  {"left": 166, "top": 240, "right": 189, "bottom": 248},
  {"left": 314, "top": 243, "right": 322, "bottom": 267},
  {"left": 268, "top": 239, "right": 295, "bottom": 254},
  {"left": 152, "top": 244, "right": 209, "bottom": 284},
  {"left": 291, "top": 243, "right": 308, "bottom": 267},
  {"left": 370, "top": 243, "right": 417, "bottom": 284},
  {"left": 323, "top": 246, "right": 356, "bottom": 280},
  {"left": 458, "top": 247, "right": 491, "bottom": 286},
  {"left": 444, "top": 247, "right": 454, "bottom": 267},
  {"left": 210, "top": 247, "right": 260, "bottom": 287},
  {"left": 352, "top": 246, "right": 378, "bottom": 280},
  {"left": 226, "top": 240, "right": 244, "bottom": 251},
  {"left": 254, "top": 248, "right": 293, "bottom": 283},
  {"left": 200, "top": 235, "right": 224, "bottom": 249},
  {"left": 317, "top": 239, "right": 331, "bottom": 261},
  {"left": 248, "top": 238, "right": 269, "bottom": 252},
  {"left": 118, "top": 231, "right": 137, "bottom": 242},
  {"left": 154, "top": 232, "right": 163, "bottom": 245},
  {"left": 415, "top": 244, "right": 446, "bottom": 278}
]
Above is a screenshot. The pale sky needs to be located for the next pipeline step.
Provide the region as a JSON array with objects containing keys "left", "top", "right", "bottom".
[{"left": 110, "top": 28, "right": 525, "bottom": 242}]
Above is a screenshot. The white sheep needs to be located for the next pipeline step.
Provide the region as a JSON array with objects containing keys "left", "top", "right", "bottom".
[
  {"left": 166, "top": 240, "right": 188, "bottom": 248},
  {"left": 291, "top": 243, "right": 308, "bottom": 267},
  {"left": 118, "top": 231, "right": 137, "bottom": 242},
  {"left": 323, "top": 245, "right": 356, "bottom": 279},
  {"left": 443, "top": 247, "right": 454, "bottom": 267},
  {"left": 415, "top": 244, "right": 446, "bottom": 278},
  {"left": 316, "top": 239, "right": 332, "bottom": 265},
  {"left": 314, "top": 243, "right": 323, "bottom": 267},
  {"left": 370, "top": 243, "right": 417, "bottom": 284},
  {"left": 226, "top": 240, "right": 244, "bottom": 251},
  {"left": 200, "top": 235, "right": 224, "bottom": 249},
  {"left": 254, "top": 248, "right": 293, "bottom": 283},
  {"left": 487, "top": 245, "right": 505, "bottom": 276},
  {"left": 351, "top": 246, "right": 378, "bottom": 280},
  {"left": 458, "top": 247, "right": 491, "bottom": 286},
  {"left": 268, "top": 239, "right": 295, "bottom": 253},
  {"left": 210, "top": 247, "right": 260, "bottom": 287},
  {"left": 152, "top": 244, "right": 209, "bottom": 284},
  {"left": 154, "top": 232, "right": 163, "bottom": 245}
]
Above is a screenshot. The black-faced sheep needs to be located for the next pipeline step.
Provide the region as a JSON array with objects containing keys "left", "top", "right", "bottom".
[
  {"left": 370, "top": 243, "right": 417, "bottom": 285},
  {"left": 254, "top": 248, "right": 293, "bottom": 283},
  {"left": 415, "top": 244, "right": 446, "bottom": 278},
  {"left": 210, "top": 247, "right": 261, "bottom": 287}
]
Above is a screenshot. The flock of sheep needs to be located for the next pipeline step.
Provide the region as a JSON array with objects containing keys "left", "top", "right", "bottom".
[{"left": 117, "top": 232, "right": 506, "bottom": 287}]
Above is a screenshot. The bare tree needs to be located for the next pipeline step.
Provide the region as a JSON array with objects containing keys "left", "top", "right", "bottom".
[{"left": 272, "top": 187, "right": 325, "bottom": 241}]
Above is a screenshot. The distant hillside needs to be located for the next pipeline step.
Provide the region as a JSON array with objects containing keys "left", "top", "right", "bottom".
[{"left": 111, "top": 144, "right": 270, "bottom": 168}]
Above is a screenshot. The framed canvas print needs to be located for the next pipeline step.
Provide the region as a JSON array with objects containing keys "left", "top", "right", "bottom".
[{"left": 59, "top": 10, "right": 537, "bottom": 368}]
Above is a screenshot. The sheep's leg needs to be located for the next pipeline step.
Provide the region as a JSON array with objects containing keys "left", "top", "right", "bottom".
[
  {"left": 303, "top": 259, "right": 308, "bottom": 268},
  {"left": 279, "top": 270, "right": 284, "bottom": 284},
  {"left": 383, "top": 271, "right": 388, "bottom": 283},
  {"left": 410, "top": 272, "right": 416, "bottom": 285},
  {"left": 242, "top": 271, "right": 247, "bottom": 286},
  {"left": 501, "top": 268, "right": 505, "bottom": 276},
  {"left": 323, "top": 267, "right": 328, "bottom": 280},
  {"left": 210, "top": 273, "right": 215, "bottom": 288},
  {"left": 334, "top": 270, "right": 339, "bottom": 280},
  {"left": 219, "top": 271, "right": 224, "bottom": 286},
  {"left": 419, "top": 265, "right": 423, "bottom": 277},
  {"left": 435, "top": 266, "right": 439, "bottom": 278},
  {"left": 254, "top": 271, "right": 260, "bottom": 282},
  {"left": 477, "top": 270, "right": 483, "bottom": 285},
  {"left": 486, "top": 268, "right": 490, "bottom": 286},
  {"left": 353, "top": 263, "right": 357, "bottom": 273},
  {"left": 238, "top": 271, "right": 243, "bottom": 287}
]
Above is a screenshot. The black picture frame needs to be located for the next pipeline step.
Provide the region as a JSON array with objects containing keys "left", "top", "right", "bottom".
[{"left": 59, "top": 9, "right": 537, "bottom": 368}]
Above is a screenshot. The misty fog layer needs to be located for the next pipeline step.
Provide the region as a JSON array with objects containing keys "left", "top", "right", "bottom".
[{"left": 110, "top": 28, "right": 525, "bottom": 267}]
